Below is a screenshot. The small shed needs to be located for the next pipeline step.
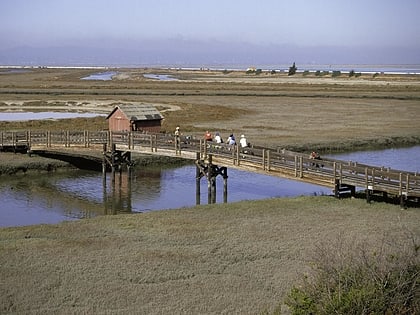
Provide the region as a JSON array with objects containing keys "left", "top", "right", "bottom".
[{"left": 106, "top": 103, "right": 164, "bottom": 133}]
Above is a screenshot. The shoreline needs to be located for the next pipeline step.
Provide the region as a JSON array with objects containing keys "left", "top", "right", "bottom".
[
  {"left": 2, "top": 63, "right": 420, "bottom": 74},
  {"left": 0, "top": 151, "right": 192, "bottom": 176}
]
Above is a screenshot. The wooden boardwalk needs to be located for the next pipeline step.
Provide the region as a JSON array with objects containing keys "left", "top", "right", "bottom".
[{"left": 2, "top": 130, "right": 419, "bottom": 204}]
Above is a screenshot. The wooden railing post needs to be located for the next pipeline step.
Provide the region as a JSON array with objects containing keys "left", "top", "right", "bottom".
[
  {"left": 294, "top": 155, "right": 298, "bottom": 177},
  {"left": 406, "top": 174, "right": 410, "bottom": 196},
  {"left": 262, "top": 149, "right": 266, "bottom": 170},
  {"left": 371, "top": 169, "right": 375, "bottom": 190},
  {"left": 27, "top": 130, "right": 31, "bottom": 148},
  {"left": 200, "top": 140, "right": 207, "bottom": 159},
  {"left": 299, "top": 156, "right": 303, "bottom": 178},
  {"left": 266, "top": 150, "right": 270, "bottom": 171},
  {"left": 128, "top": 132, "right": 133, "bottom": 150},
  {"left": 399, "top": 173, "right": 403, "bottom": 196},
  {"left": 84, "top": 130, "right": 89, "bottom": 148},
  {"left": 109, "top": 131, "right": 113, "bottom": 149},
  {"left": 365, "top": 167, "right": 369, "bottom": 189},
  {"left": 236, "top": 145, "right": 240, "bottom": 166},
  {"left": 339, "top": 163, "right": 342, "bottom": 184}
]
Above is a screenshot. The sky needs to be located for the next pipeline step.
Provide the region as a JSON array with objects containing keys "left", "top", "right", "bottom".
[{"left": 1, "top": 0, "right": 420, "bottom": 67}]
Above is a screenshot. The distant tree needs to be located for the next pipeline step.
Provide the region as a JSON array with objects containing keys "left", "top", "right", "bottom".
[
  {"left": 349, "top": 70, "right": 355, "bottom": 77},
  {"left": 288, "top": 62, "right": 297, "bottom": 76},
  {"left": 332, "top": 71, "right": 341, "bottom": 77},
  {"left": 255, "top": 68, "right": 262, "bottom": 75},
  {"left": 271, "top": 69, "right": 277, "bottom": 75}
]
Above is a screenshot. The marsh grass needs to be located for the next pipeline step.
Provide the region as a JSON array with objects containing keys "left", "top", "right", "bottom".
[
  {"left": 1, "top": 68, "right": 420, "bottom": 150},
  {"left": 286, "top": 232, "right": 420, "bottom": 314},
  {"left": 1, "top": 197, "right": 420, "bottom": 314},
  {"left": 0, "top": 152, "right": 73, "bottom": 175},
  {"left": 1, "top": 68, "right": 420, "bottom": 313}
]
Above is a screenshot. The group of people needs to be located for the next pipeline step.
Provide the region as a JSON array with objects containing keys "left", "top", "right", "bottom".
[
  {"left": 174, "top": 126, "right": 250, "bottom": 151},
  {"left": 204, "top": 131, "right": 249, "bottom": 148}
]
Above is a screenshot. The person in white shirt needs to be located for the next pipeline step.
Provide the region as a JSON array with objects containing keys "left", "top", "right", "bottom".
[
  {"left": 214, "top": 132, "right": 223, "bottom": 143},
  {"left": 227, "top": 134, "right": 236, "bottom": 145},
  {"left": 239, "top": 134, "right": 248, "bottom": 148}
]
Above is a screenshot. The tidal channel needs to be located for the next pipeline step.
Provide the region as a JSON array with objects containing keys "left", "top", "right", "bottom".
[{"left": 1, "top": 146, "right": 419, "bottom": 227}]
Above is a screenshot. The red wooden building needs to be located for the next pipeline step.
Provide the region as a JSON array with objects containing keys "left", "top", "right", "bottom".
[{"left": 106, "top": 103, "right": 163, "bottom": 133}]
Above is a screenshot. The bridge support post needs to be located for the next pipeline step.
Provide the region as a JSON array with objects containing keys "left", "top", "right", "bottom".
[
  {"left": 223, "top": 168, "right": 228, "bottom": 203},
  {"left": 334, "top": 179, "right": 340, "bottom": 198},
  {"left": 195, "top": 153, "right": 228, "bottom": 205},
  {"left": 366, "top": 189, "right": 371, "bottom": 203},
  {"left": 400, "top": 194, "right": 407, "bottom": 209}
]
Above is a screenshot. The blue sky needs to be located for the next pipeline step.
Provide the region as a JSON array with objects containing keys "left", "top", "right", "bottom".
[{"left": 1, "top": 0, "right": 420, "bottom": 66}]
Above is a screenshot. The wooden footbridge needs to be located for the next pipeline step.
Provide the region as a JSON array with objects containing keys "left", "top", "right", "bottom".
[{"left": 1, "top": 130, "right": 419, "bottom": 206}]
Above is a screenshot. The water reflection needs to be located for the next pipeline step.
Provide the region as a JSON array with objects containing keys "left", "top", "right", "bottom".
[
  {"left": 2, "top": 146, "right": 419, "bottom": 227},
  {"left": 0, "top": 164, "right": 330, "bottom": 227}
]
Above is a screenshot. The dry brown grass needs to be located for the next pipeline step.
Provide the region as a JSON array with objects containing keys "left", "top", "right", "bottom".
[
  {"left": 1, "top": 68, "right": 420, "bottom": 314},
  {"left": 1, "top": 68, "right": 420, "bottom": 151},
  {"left": 1, "top": 197, "right": 419, "bottom": 314}
]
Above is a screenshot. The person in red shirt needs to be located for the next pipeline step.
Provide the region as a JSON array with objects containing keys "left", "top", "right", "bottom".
[{"left": 204, "top": 130, "right": 212, "bottom": 141}]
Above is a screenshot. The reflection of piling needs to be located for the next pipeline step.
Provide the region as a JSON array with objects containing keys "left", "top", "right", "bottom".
[
  {"left": 208, "top": 155, "right": 213, "bottom": 204},
  {"left": 196, "top": 152, "right": 201, "bottom": 205},
  {"left": 195, "top": 153, "right": 228, "bottom": 205},
  {"left": 102, "top": 143, "right": 134, "bottom": 214}
]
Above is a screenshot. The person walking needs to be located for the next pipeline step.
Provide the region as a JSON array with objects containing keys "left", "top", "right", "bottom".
[{"left": 174, "top": 126, "right": 181, "bottom": 154}]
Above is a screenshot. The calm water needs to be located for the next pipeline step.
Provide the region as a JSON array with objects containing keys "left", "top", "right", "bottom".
[
  {"left": 1, "top": 146, "right": 419, "bottom": 228},
  {"left": 81, "top": 71, "right": 117, "bottom": 80},
  {"left": 143, "top": 74, "right": 178, "bottom": 81},
  {"left": 0, "top": 112, "right": 105, "bottom": 121}
]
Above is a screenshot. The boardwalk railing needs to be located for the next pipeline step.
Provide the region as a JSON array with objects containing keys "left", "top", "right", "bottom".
[{"left": 1, "top": 130, "right": 419, "bottom": 200}]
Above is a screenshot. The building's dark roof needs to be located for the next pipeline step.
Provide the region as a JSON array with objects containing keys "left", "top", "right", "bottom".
[{"left": 106, "top": 103, "right": 163, "bottom": 121}]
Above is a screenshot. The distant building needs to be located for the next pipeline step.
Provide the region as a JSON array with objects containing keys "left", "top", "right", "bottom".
[{"left": 106, "top": 103, "right": 164, "bottom": 133}]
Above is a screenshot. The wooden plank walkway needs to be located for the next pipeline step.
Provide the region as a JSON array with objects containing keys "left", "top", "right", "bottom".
[{"left": 2, "top": 130, "right": 419, "bottom": 201}]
